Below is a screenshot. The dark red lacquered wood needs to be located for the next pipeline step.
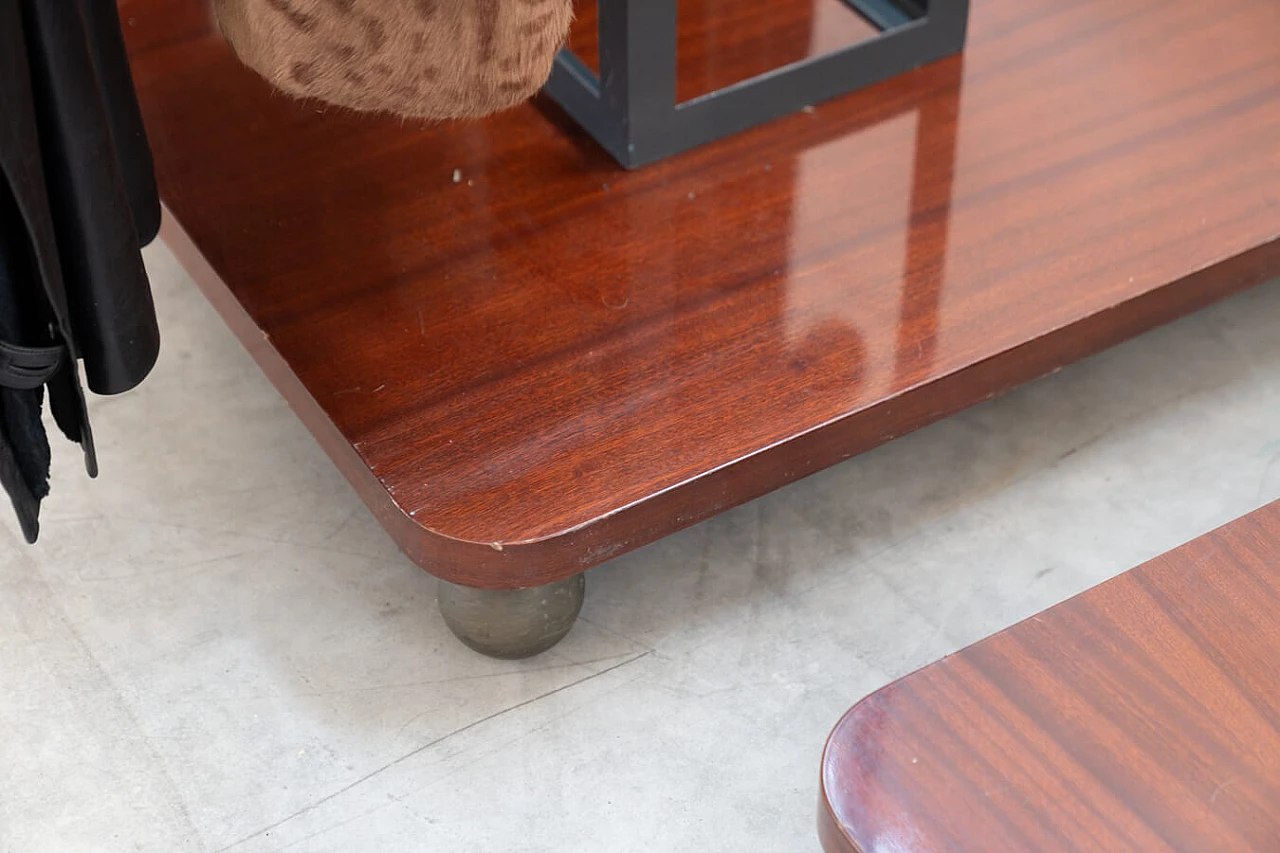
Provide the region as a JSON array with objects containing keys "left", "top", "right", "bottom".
[
  {"left": 820, "top": 500, "right": 1280, "bottom": 853},
  {"left": 121, "top": 0, "right": 1280, "bottom": 588}
]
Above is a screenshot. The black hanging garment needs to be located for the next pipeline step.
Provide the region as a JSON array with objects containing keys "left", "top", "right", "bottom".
[{"left": 0, "top": 0, "right": 161, "bottom": 542}]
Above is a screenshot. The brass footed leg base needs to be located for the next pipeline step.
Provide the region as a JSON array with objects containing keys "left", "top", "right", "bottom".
[{"left": 437, "top": 574, "right": 585, "bottom": 659}]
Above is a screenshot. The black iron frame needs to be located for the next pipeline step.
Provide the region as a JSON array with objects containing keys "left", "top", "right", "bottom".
[{"left": 543, "top": 0, "right": 969, "bottom": 168}]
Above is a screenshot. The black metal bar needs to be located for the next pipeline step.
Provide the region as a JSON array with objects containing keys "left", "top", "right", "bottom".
[
  {"left": 635, "top": 20, "right": 939, "bottom": 166},
  {"left": 595, "top": 0, "right": 678, "bottom": 164},
  {"left": 922, "top": 0, "right": 970, "bottom": 45},
  {"left": 844, "top": 0, "right": 917, "bottom": 31},
  {"left": 542, "top": 0, "right": 969, "bottom": 168},
  {"left": 553, "top": 49, "right": 599, "bottom": 95},
  {"left": 544, "top": 53, "right": 630, "bottom": 160}
]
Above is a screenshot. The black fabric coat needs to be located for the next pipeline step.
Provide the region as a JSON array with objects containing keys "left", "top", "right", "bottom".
[{"left": 0, "top": 0, "right": 160, "bottom": 541}]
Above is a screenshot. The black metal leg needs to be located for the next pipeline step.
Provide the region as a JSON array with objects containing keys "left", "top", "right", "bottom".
[
  {"left": 844, "top": 0, "right": 918, "bottom": 31},
  {"left": 542, "top": 0, "right": 970, "bottom": 168}
]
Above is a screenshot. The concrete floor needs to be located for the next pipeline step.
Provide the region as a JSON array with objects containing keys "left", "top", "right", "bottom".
[{"left": 2, "top": 242, "right": 1278, "bottom": 852}]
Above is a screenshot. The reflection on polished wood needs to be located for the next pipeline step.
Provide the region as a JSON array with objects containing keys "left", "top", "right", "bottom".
[
  {"left": 568, "top": 0, "right": 880, "bottom": 102},
  {"left": 820, "top": 500, "right": 1280, "bottom": 853},
  {"left": 120, "top": 0, "right": 1280, "bottom": 588}
]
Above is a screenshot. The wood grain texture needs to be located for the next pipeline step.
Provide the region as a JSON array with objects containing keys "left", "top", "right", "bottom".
[
  {"left": 820, "top": 500, "right": 1280, "bottom": 853},
  {"left": 120, "top": 0, "right": 1280, "bottom": 588}
]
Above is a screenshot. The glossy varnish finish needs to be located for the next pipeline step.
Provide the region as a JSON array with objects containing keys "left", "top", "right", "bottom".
[
  {"left": 820, "top": 500, "right": 1280, "bottom": 853},
  {"left": 121, "top": 0, "right": 1280, "bottom": 587}
]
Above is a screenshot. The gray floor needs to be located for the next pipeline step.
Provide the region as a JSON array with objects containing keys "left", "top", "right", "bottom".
[{"left": 2, "top": 242, "right": 1278, "bottom": 852}]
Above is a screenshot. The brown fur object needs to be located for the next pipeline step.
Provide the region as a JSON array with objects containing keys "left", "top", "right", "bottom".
[{"left": 213, "top": 0, "right": 573, "bottom": 119}]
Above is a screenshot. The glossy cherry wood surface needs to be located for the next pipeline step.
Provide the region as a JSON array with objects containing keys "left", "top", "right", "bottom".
[
  {"left": 820, "top": 500, "right": 1280, "bottom": 853},
  {"left": 121, "top": 0, "right": 1280, "bottom": 587}
]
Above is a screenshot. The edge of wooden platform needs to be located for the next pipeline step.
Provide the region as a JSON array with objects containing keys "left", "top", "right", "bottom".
[
  {"left": 816, "top": 498, "right": 1280, "bottom": 851},
  {"left": 164, "top": 207, "right": 1280, "bottom": 589}
]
